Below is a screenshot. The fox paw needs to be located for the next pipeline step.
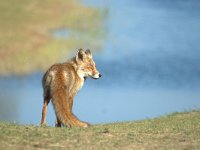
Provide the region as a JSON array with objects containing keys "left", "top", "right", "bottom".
[{"left": 40, "top": 123, "right": 47, "bottom": 127}]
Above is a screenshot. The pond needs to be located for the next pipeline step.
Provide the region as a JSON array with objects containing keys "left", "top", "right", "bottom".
[{"left": 0, "top": 0, "right": 200, "bottom": 126}]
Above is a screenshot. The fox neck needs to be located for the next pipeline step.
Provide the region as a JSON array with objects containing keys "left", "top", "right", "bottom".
[
  {"left": 65, "top": 58, "right": 85, "bottom": 94},
  {"left": 67, "top": 57, "right": 86, "bottom": 80},
  {"left": 77, "top": 70, "right": 85, "bottom": 80}
]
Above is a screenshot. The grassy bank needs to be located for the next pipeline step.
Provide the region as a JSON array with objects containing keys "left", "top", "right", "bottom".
[
  {"left": 0, "top": 110, "right": 200, "bottom": 150},
  {"left": 0, "top": 0, "right": 104, "bottom": 75}
]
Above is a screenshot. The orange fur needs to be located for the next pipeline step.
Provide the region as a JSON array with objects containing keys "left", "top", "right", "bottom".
[{"left": 40, "top": 49, "right": 101, "bottom": 128}]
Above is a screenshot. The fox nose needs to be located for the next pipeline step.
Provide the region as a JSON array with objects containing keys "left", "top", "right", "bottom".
[{"left": 92, "top": 73, "right": 102, "bottom": 79}]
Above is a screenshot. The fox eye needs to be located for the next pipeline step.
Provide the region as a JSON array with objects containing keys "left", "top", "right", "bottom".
[{"left": 89, "top": 64, "right": 93, "bottom": 67}]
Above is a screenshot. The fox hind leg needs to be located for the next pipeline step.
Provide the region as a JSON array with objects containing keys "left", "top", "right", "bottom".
[
  {"left": 40, "top": 95, "right": 51, "bottom": 127},
  {"left": 55, "top": 116, "right": 62, "bottom": 127}
]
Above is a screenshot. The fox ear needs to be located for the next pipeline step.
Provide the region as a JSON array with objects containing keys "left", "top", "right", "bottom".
[
  {"left": 85, "top": 49, "right": 92, "bottom": 58},
  {"left": 76, "top": 48, "right": 85, "bottom": 61}
]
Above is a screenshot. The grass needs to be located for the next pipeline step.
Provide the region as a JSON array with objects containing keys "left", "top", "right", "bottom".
[
  {"left": 0, "top": 110, "right": 200, "bottom": 150},
  {"left": 0, "top": 0, "right": 105, "bottom": 75}
]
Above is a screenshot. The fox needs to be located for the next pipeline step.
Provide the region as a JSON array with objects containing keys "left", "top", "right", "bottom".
[{"left": 40, "top": 49, "right": 101, "bottom": 128}]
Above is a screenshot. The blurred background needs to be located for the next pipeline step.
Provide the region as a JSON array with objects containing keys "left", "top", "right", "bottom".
[{"left": 0, "top": 0, "right": 200, "bottom": 126}]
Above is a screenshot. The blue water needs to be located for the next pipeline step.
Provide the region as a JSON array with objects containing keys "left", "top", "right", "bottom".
[{"left": 0, "top": 0, "right": 200, "bottom": 126}]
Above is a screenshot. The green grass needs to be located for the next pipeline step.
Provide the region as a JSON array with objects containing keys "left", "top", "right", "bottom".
[
  {"left": 0, "top": 0, "right": 105, "bottom": 75},
  {"left": 0, "top": 110, "right": 200, "bottom": 150}
]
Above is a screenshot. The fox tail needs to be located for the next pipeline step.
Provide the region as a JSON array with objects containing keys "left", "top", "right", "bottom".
[{"left": 51, "top": 91, "right": 72, "bottom": 127}]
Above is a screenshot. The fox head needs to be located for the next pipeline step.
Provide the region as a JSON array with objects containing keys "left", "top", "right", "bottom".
[{"left": 76, "top": 49, "right": 102, "bottom": 79}]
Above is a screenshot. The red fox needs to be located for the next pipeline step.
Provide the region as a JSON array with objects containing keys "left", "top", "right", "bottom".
[{"left": 40, "top": 49, "right": 101, "bottom": 128}]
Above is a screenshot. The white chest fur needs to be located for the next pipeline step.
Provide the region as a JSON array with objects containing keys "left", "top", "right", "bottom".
[{"left": 77, "top": 78, "right": 84, "bottom": 91}]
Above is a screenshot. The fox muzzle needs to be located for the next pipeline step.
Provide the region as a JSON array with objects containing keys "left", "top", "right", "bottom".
[{"left": 92, "top": 73, "right": 102, "bottom": 79}]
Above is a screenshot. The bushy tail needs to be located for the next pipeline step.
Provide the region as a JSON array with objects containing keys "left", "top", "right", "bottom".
[{"left": 51, "top": 90, "right": 73, "bottom": 127}]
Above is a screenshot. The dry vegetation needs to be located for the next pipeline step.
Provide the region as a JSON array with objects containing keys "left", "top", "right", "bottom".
[
  {"left": 0, "top": 110, "right": 200, "bottom": 150},
  {"left": 0, "top": 0, "right": 104, "bottom": 75}
]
